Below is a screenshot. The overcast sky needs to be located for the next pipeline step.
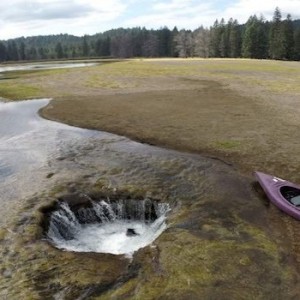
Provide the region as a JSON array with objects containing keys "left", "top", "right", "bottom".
[{"left": 1, "top": 0, "right": 300, "bottom": 40}]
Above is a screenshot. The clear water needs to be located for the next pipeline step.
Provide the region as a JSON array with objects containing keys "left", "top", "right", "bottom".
[
  {"left": 0, "top": 99, "right": 91, "bottom": 182},
  {"left": 0, "top": 62, "right": 97, "bottom": 73},
  {"left": 0, "top": 99, "right": 175, "bottom": 253},
  {"left": 0, "top": 99, "right": 105, "bottom": 224}
]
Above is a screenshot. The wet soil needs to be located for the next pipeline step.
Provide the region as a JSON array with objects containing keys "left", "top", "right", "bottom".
[
  {"left": 39, "top": 60, "right": 300, "bottom": 180},
  {"left": 2, "top": 142, "right": 300, "bottom": 299},
  {"left": 1, "top": 59, "right": 300, "bottom": 299}
]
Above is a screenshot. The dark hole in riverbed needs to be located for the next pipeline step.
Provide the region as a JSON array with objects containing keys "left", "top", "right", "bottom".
[{"left": 41, "top": 192, "right": 170, "bottom": 255}]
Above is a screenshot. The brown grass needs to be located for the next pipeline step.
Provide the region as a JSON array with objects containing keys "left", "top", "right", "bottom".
[
  {"left": 41, "top": 69, "right": 300, "bottom": 180},
  {"left": 2, "top": 58, "right": 300, "bottom": 179},
  {"left": 3, "top": 58, "right": 300, "bottom": 299}
]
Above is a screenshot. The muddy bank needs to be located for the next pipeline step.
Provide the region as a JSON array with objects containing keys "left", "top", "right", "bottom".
[
  {"left": 2, "top": 60, "right": 300, "bottom": 298},
  {"left": 2, "top": 155, "right": 300, "bottom": 299},
  {"left": 3, "top": 59, "right": 300, "bottom": 179},
  {"left": 41, "top": 78, "right": 300, "bottom": 180},
  {"left": 1, "top": 106, "right": 300, "bottom": 298}
]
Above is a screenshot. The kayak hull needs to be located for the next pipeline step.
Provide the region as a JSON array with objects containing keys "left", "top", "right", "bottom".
[{"left": 255, "top": 171, "right": 300, "bottom": 220}]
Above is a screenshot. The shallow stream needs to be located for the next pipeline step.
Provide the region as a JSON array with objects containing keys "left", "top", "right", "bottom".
[
  {"left": 0, "top": 99, "right": 298, "bottom": 299},
  {"left": 0, "top": 62, "right": 97, "bottom": 73}
]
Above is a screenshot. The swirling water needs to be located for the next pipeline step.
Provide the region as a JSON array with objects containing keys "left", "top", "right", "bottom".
[{"left": 47, "top": 199, "right": 170, "bottom": 255}]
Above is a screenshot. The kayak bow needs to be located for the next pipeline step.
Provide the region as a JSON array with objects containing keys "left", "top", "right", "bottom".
[{"left": 255, "top": 171, "right": 300, "bottom": 220}]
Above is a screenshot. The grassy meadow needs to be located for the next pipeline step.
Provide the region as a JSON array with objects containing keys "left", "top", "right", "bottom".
[
  {"left": 2, "top": 58, "right": 300, "bottom": 298},
  {"left": 1, "top": 58, "right": 300, "bottom": 179}
]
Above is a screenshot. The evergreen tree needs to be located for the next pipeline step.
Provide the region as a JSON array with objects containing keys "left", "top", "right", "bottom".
[
  {"left": 242, "top": 15, "right": 268, "bottom": 58},
  {"left": 0, "top": 42, "right": 7, "bottom": 61},
  {"left": 38, "top": 47, "right": 47, "bottom": 59},
  {"left": 158, "top": 27, "right": 172, "bottom": 57},
  {"left": 282, "top": 14, "right": 294, "bottom": 59},
  {"left": 7, "top": 41, "right": 19, "bottom": 61},
  {"left": 269, "top": 7, "right": 285, "bottom": 59},
  {"left": 55, "top": 42, "right": 64, "bottom": 59},
  {"left": 242, "top": 15, "right": 258, "bottom": 58},
  {"left": 71, "top": 46, "right": 77, "bottom": 58},
  {"left": 0, "top": 11, "right": 299, "bottom": 62},
  {"left": 209, "top": 20, "right": 221, "bottom": 57},
  {"left": 256, "top": 16, "right": 269, "bottom": 59},
  {"left": 82, "top": 35, "right": 90, "bottom": 57},
  {"left": 95, "top": 36, "right": 111, "bottom": 57},
  {"left": 95, "top": 38, "right": 103, "bottom": 56},
  {"left": 218, "top": 18, "right": 228, "bottom": 57},
  {"left": 294, "top": 28, "right": 300, "bottom": 60},
  {"left": 19, "top": 42, "right": 26, "bottom": 60},
  {"left": 102, "top": 37, "right": 111, "bottom": 56},
  {"left": 27, "top": 46, "right": 37, "bottom": 60},
  {"left": 171, "top": 27, "right": 179, "bottom": 57},
  {"left": 228, "top": 19, "right": 242, "bottom": 57}
]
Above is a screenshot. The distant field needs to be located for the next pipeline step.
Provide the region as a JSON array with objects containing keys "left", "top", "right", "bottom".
[{"left": 1, "top": 58, "right": 300, "bottom": 179}]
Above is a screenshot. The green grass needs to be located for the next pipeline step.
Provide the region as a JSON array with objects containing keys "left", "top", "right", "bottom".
[
  {"left": 87, "top": 59, "right": 300, "bottom": 95},
  {"left": 85, "top": 74, "right": 123, "bottom": 89},
  {"left": 2, "top": 59, "right": 299, "bottom": 99},
  {"left": 0, "top": 82, "right": 42, "bottom": 100},
  {"left": 94, "top": 60, "right": 199, "bottom": 77},
  {"left": 214, "top": 140, "right": 241, "bottom": 150}
]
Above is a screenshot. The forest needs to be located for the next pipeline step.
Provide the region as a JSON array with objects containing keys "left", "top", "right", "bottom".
[{"left": 0, "top": 7, "right": 299, "bottom": 62}]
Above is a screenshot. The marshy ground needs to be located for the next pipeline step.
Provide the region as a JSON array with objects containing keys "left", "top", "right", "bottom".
[
  {"left": 3, "top": 58, "right": 299, "bottom": 177},
  {"left": 1, "top": 58, "right": 300, "bottom": 299}
]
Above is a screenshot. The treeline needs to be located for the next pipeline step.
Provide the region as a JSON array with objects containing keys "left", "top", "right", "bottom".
[{"left": 0, "top": 7, "right": 299, "bottom": 62}]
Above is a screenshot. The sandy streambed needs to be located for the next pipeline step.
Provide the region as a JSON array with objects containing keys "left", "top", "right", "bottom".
[{"left": 0, "top": 100, "right": 300, "bottom": 299}]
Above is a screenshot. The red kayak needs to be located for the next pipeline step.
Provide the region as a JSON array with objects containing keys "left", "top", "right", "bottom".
[{"left": 255, "top": 171, "right": 300, "bottom": 220}]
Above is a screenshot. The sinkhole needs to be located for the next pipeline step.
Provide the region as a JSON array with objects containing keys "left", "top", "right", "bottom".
[{"left": 42, "top": 193, "right": 170, "bottom": 256}]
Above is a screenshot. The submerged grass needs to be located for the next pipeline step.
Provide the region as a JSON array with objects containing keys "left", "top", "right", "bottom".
[
  {"left": 2, "top": 58, "right": 300, "bottom": 299},
  {"left": 2, "top": 58, "right": 300, "bottom": 176}
]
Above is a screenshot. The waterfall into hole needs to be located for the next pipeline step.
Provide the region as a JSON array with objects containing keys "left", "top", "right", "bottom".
[{"left": 46, "top": 196, "right": 170, "bottom": 256}]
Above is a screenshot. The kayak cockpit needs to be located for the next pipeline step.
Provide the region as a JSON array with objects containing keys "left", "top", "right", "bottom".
[{"left": 280, "top": 186, "right": 300, "bottom": 206}]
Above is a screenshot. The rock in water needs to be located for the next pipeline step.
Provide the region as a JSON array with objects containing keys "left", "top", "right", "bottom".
[{"left": 126, "top": 228, "right": 138, "bottom": 236}]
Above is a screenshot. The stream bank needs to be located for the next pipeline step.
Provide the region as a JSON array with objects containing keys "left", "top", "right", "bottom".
[{"left": 0, "top": 100, "right": 299, "bottom": 299}]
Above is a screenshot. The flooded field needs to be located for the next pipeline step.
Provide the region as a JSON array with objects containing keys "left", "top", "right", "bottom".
[
  {"left": 0, "top": 62, "right": 97, "bottom": 73},
  {"left": 1, "top": 99, "right": 300, "bottom": 299}
]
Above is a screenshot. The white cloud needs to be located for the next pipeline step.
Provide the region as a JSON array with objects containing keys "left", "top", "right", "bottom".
[
  {"left": 0, "top": 0, "right": 127, "bottom": 39},
  {"left": 153, "top": 0, "right": 194, "bottom": 11},
  {"left": 0, "top": 0, "right": 299, "bottom": 39},
  {"left": 125, "top": 0, "right": 300, "bottom": 29},
  {"left": 125, "top": 1, "right": 217, "bottom": 29},
  {"left": 223, "top": 0, "right": 300, "bottom": 23},
  {"left": 0, "top": 0, "right": 127, "bottom": 22}
]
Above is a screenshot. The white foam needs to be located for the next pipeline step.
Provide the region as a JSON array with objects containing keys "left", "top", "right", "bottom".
[
  {"left": 52, "top": 218, "right": 167, "bottom": 255},
  {"left": 47, "top": 200, "right": 169, "bottom": 256}
]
